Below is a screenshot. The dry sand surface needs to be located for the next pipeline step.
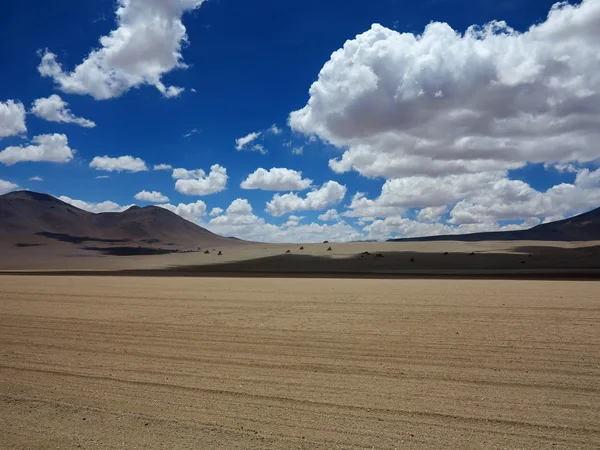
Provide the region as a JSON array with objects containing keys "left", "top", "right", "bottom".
[
  {"left": 2, "top": 240, "right": 600, "bottom": 278},
  {"left": 1, "top": 276, "right": 599, "bottom": 449}
]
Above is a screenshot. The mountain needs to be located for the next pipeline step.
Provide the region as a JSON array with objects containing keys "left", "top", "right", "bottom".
[
  {"left": 0, "top": 191, "right": 237, "bottom": 247},
  {"left": 388, "top": 207, "right": 600, "bottom": 242}
]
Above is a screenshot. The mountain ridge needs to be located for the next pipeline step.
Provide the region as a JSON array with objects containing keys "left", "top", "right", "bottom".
[
  {"left": 388, "top": 206, "right": 600, "bottom": 242},
  {"left": 0, "top": 190, "right": 239, "bottom": 247}
]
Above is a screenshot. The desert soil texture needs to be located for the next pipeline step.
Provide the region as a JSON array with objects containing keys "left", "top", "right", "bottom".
[{"left": 1, "top": 276, "right": 599, "bottom": 449}]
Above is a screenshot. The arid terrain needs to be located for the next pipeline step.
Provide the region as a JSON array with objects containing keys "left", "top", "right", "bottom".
[{"left": 1, "top": 276, "right": 599, "bottom": 449}]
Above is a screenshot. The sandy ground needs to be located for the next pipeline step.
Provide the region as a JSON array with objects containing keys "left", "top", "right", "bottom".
[
  {"left": 1, "top": 276, "right": 599, "bottom": 449},
  {"left": 2, "top": 240, "right": 600, "bottom": 278}
]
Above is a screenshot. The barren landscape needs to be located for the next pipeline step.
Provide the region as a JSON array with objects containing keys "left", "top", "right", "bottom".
[{"left": 1, "top": 276, "right": 599, "bottom": 449}]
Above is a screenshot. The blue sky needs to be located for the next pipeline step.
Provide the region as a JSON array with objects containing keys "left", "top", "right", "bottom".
[{"left": 1, "top": 0, "right": 599, "bottom": 242}]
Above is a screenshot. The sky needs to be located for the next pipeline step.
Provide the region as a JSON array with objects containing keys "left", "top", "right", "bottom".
[{"left": 1, "top": 0, "right": 599, "bottom": 242}]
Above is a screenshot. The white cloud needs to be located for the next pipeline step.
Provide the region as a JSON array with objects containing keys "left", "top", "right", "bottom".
[
  {"left": 96, "top": 175, "right": 110, "bottom": 179},
  {"left": 157, "top": 200, "right": 207, "bottom": 222},
  {"left": 183, "top": 128, "right": 200, "bottom": 138},
  {"left": 235, "top": 131, "right": 262, "bottom": 150},
  {"left": 362, "top": 216, "right": 538, "bottom": 241},
  {"left": 59, "top": 195, "right": 132, "bottom": 213},
  {"left": 266, "top": 181, "right": 347, "bottom": 216},
  {"left": 207, "top": 198, "right": 363, "bottom": 243},
  {"left": 30, "top": 95, "right": 96, "bottom": 128},
  {"left": 37, "top": 0, "right": 206, "bottom": 99},
  {"left": 209, "top": 207, "right": 224, "bottom": 216},
  {"left": 153, "top": 163, "right": 172, "bottom": 171},
  {"left": 291, "top": 146, "right": 304, "bottom": 156},
  {"left": 448, "top": 169, "right": 600, "bottom": 225},
  {"left": 269, "top": 124, "right": 282, "bottom": 135},
  {"left": 174, "top": 164, "right": 228, "bottom": 195},
  {"left": 546, "top": 163, "right": 579, "bottom": 173},
  {"left": 28, "top": 176, "right": 44, "bottom": 182},
  {"left": 241, "top": 167, "right": 313, "bottom": 191},
  {"left": 344, "top": 172, "right": 505, "bottom": 220},
  {"left": 90, "top": 155, "right": 148, "bottom": 172},
  {"left": 282, "top": 215, "right": 304, "bottom": 227},
  {"left": 417, "top": 205, "right": 448, "bottom": 223},
  {"left": 290, "top": 0, "right": 600, "bottom": 178},
  {"left": 0, "top": 134, "right": 75, "bottom": 165},
  {"left": 318, "top": 209, "right": 340, "bottom": 221},
  {"left": 134, "top": 190, "right": 169, "bottom": 203},
  {"left": 0, "top": 100, "right": 27, "bottom": 139},
  {"left": 251, "top": 144, "right": 268, "bottom": 155},
  {"left": 0, "top": 179, "right": 18, "bottom": 194},
  {"left": 343, "top": 166, "right": 600, "bottom": 229},
  {"left": 172, "top": 167, "right": 205, "bottom": 179}
]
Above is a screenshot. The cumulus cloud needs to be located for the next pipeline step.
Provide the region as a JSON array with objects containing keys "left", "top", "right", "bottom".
[
  {"left": 282, "top": 215, "right": 304, "bottom": 227},
  {"left": 59, "top": 195, "right": 132, "bottom": 213},
  {"left": 291, "top": 146, "right": 304, "bottom": 156},
  {"left": 0, "top": 134, "right": 75, "bottom": 165},
  {"left": 157, "top": 200, "right": 207, "bottom": 222},
  {"left": 290, "top": 0, "right": 600, "bottom": 178},
  {"left": 209, "top": 207, "right": 224, "bottom": 216},
  {"left": 0, "top": 100, "right": 27, "bottom": 139},
  {"left": 345, "top": 172, "right": 504, "bottom": 220},
  {"left": 318, "top": 209, "right": 340, "bottom": 221},
  {"left": 29, "top": 176, "right": 44, "bottom": 182},
  {"left": 90, "top": 155, "right": 148, "bottom": 172},
  {"left": 37, "top": 0, "right": 206, "bottom": 99},
  {"left": 174, "top": 164, "right": 228, "bottom": 195},
  {"left": 235, "top": 131, "right": 261, "bottom": 150},
  {"left": 417, "top": 206, "right": 448, "bottom": 223},
  {"left": 207, "top": 198, "right": 363, "bottom": 243},
  {"left": 448, "top": 168, "right": 600, "bottom": 225},
  {"left": 154, "top": 163, "right": 172, "bottom": 171},
  {"left": 363, "top": 216, "right": 538, "bottom": 241},
  {"left": 30, "top": 95, "right": 96, "bottom": 128},
  {"left": 172, "top": 167, "right": 205, "bottom": 179},
  {"left": 266, "top": 181, "right": 347, "bottom": 216},
  {"left": 241, "top": 167, "right": 313, "bottom": 191},
  {"left": 0, "top": 179, "right": 18, "bottom": 194},
  {"left": 345, "top": 167, "right": 600, "bottom": 227},
  {"left": 134, "top": 190, "right": 169, "bottom": 203}
]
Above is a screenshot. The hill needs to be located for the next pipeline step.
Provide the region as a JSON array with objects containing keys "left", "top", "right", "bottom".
[
  {"left": 388, "top": 207, "right": 600, "bottom": 242},
  {"left": 0, "top": 190, "right": 238, "bottom": 247}
]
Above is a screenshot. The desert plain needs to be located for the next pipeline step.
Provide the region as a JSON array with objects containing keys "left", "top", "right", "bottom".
[{"left": 1, "top": 275, "right": 599, "bottom": 449}]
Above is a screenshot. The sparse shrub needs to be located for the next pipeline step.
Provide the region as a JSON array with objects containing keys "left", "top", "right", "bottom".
[{"left": 327, "top": 247, "right": 332, "bottom": 251}]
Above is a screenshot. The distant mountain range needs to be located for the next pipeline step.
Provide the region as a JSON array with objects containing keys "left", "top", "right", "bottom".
[
  {"left": 1, "top": 191, "right": 599, "bottom": 246},
  {"left": 0, "top": 191, "right": 238, "bottom": 247},
  {"left": 389, "top": 207, "right": 600, "bottom": 242}
]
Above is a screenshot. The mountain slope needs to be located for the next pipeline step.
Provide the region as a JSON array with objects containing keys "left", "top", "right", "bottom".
[
  {"left": 389, "top": 207, "right": 600, "bottom": 242},
  {"left": 0, "top": 191, "right": 237, "bottom": 246}
]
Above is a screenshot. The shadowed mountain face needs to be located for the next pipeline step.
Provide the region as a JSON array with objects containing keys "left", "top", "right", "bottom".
[
  {"left": 389, "top": 207, "right": 600, "bottom": 242},
  {"left": 0, "top": 191, "right": 238, "bottom": 246}
]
